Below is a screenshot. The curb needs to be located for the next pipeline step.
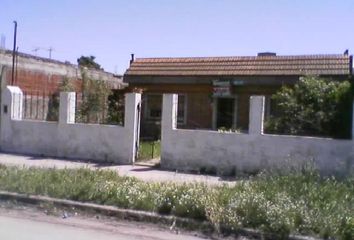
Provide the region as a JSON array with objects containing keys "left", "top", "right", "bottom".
[
  {"left": 0, "top": 191, "right": 319, "bottom": 240},
  {"left": 0, "top": 191, "right": 211, "bottom": 232}
]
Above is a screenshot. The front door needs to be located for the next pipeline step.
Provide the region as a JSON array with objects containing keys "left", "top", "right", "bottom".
[{"left": 216, "top": 97, "right": 235, "bottom": 129}]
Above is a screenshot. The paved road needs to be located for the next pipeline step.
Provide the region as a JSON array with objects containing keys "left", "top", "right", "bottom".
[
  {"left": 0, "top": 152, "right": 235, "bottom": 185},
  {"left": 0, "top": 209, "right": 204, "bottom": 240}
]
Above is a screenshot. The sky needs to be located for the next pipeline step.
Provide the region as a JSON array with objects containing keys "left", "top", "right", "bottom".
[{"left": 1, "top": 0, "right": 353, "bottom": 74}]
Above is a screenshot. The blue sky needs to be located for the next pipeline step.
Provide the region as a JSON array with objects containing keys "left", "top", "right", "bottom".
[{"left": 1, "top": 0, "right": 353, "bottom": 74}]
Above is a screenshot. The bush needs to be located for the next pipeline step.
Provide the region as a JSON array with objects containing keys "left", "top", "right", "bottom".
[
  {"left": 76, "top": 71, "right": 111, "bottom": 124},
  {"left": 265, "top": 76, "right": 352, "bottom": 138}
]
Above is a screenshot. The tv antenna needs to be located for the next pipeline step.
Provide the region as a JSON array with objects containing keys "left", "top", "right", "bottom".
[
  {"left": 31, "top": 46, "right": 54, "bottom": 58},
  {"left": 47, "top": 47, "right": 54, "bottom": 59},
  {"left": 32, "top": 47, "right": 40, "bottom": 56}
]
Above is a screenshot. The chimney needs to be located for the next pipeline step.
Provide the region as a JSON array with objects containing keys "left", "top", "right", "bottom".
[
  {"left": 257, "top": 52, "right": 276, "bottom": 57},
  {"left": 130, "top": 53, "right": 135, "bottom": 64}
]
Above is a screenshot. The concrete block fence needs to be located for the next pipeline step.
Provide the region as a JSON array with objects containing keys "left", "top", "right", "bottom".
[
  {"left": 161, "top": 94, "right": 354, "bottom": 175},
  {"left": 0, "top": 86, "right": 141, "bottom": 164},
  {"left": 1, "top": 86, "right": 354, "bottom": 175}
]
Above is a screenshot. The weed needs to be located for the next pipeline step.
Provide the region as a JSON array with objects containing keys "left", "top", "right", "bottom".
[
  {"left": 137, "top": 141, "right": 161, "bottom": 160},
  {"left": 0, "top": 166, "right": 352, "bottom": 239}
]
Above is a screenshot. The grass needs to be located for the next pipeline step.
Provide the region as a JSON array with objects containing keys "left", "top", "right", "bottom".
[
  {"left": 137, "top": 140, "right": 161, "bottom": 160},
  {"left": 0, "top": 164, "right": 352, "bottom": 239}
]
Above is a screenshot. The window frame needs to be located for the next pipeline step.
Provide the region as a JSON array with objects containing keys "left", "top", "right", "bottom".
[
  {"left": 177, "top": 94, "right": 187, "bottom": 125},
  {"left": 143, "top": 93, "right": 188, "bottom": 125},
  {"left": 143, "top": 93, "right": 162, "bottom": 121}
]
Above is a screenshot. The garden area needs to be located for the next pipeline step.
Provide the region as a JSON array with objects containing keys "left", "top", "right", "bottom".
[
  {"left": 0, "top": 164, "right": 352, "bottom": 239},
  {"left": 137, "top": 140, "right": 161, "bottom": 161}
]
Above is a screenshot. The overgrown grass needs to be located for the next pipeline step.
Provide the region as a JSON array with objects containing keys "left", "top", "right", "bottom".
[
  {"left": 0, "top": 164, "right": 352, "bottom": 239},
  {"left": 137, "top": 140, "right": 161, "bottom": 160}
]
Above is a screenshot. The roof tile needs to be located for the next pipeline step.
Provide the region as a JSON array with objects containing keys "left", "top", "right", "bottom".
[{"left": 125, "top": 54, "right": 351, "bottom": 76}]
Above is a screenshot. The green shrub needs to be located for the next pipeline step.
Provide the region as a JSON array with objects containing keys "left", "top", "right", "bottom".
[{"left": 265, "top": 76, "right": 352, "bottom": 138}]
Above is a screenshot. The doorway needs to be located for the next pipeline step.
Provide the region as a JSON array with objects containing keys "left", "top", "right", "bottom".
[
  {"left": 216, "top": 97, "right": 237, "bottom": 129},
  {"left": 135, "top": 93, "right": 162, "bottom": 166}
]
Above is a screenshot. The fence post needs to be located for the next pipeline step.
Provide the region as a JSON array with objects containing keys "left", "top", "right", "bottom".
[
  {"left": 249, "top": 96, "right": 265, "bottom": 135},
  {"left": 1, "top": 86, "right": 23, "bottom": 120},
  {"left": 124, "top": 93, "right": 141, "bottom": 163},
  {"left": 0, "top": 86, "right": 23, "bottom": 148},
  {"left": 59, "top": 92, "right": 76, "bottom": 124}
]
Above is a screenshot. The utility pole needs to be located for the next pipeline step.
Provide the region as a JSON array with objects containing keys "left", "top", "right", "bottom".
[
  {"left": 11, "top": 21, "right": 17, "bottom": 85},
  {"left": 15, "top": 47, "right": 19, "bottom": 85}
]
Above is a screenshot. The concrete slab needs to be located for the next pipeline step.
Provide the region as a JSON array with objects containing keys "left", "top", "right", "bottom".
[{"left": 0, "top": 152, "right": 235, "bottom": 186}]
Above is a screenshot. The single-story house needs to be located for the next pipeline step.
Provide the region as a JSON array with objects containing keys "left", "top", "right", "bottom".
[{"left": 123, "top": 52, "right": 353, "bottom": 139}]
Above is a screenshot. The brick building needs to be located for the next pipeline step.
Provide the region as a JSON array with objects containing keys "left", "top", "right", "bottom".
[
  {"left": 0, "top": 49, "right": 124, "bottom": 94},
  {"left": 0, "top": 50, "right": 125, "bottom": 120},
  {"left": 124, "top": 52, "right": 353, "bottom": 138}
]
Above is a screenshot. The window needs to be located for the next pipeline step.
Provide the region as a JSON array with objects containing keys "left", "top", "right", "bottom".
[
  {"left": 264, "top": 95, "right": 277, "bottom": 120},
  {"left": 144, "top": 94, "right": 187, "bottom": 124},
  {"left": 177, "top": 94, "right": 187, "bottom": 125},
  {"left": 144, "top": 94, "right": 162, "bottom": 120}
]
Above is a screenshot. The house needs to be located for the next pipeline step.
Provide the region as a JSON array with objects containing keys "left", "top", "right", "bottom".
[{"left": 124, "top": 52, "right": 352, "bottom": 139}]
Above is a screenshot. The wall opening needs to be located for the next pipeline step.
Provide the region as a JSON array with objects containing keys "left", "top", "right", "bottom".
[{"left": 216, "top": 97, "right": 235, "bottom": 129}]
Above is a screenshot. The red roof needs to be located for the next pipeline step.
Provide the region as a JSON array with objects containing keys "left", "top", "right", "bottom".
[{"left": 125, "top": 54, "right": 352, "bottom": 76}]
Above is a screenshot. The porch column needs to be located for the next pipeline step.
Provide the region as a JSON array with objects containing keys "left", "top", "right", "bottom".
[
  {"left": 212, "top": 97, "right": 217, "bottom": 130},
  {"left": 162, "top": 94, "right": 178, "bottom": 131},
  {"left": 248, "top": 96, "right": 265, "bottom": 135}
]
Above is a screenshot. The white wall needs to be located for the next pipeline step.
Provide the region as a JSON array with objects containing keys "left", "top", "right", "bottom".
[
  {"left": 0, "top": 86, "right": 141, "bottom": 164},
  {"left": 2, "top": 87, "right": 354, "bottom": 174},
  {"left": 161, "top": 94, "right": 354, "bottom": 175}
]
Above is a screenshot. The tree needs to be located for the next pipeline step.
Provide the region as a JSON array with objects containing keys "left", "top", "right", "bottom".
[
  {"left": 76, "top": 71, "right": 112, "bottom": 124},
  {"left": 264, "top": 76, "right": 352, "bottom": 139},
  {"left": 77, "top": 55, "right": 102, "bottom": 70},
  {"left": 106, "top": 90, "right": 125, "bottom": 125}
]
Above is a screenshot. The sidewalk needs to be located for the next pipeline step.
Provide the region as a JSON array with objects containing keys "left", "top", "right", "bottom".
[{"left": 0, "top": 152, "right": 235, "bottom": 186}]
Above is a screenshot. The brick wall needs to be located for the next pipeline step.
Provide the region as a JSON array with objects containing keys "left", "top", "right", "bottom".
[
  {"left": 0, "top": 50, "right": 125, "bottom": 122},
  {"left": 6, "top": 68, "right": 82, "bottom": 96},
  {"left": 185, "top": 93, "right": 212, "bottom": 129},
  {"left": 0, "top": 50, "right": 124, "bottom": 96}
]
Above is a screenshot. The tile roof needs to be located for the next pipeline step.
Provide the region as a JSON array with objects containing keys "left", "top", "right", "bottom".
[{"left": 125, "top": 54, "right": 352, "bottom": 76}]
